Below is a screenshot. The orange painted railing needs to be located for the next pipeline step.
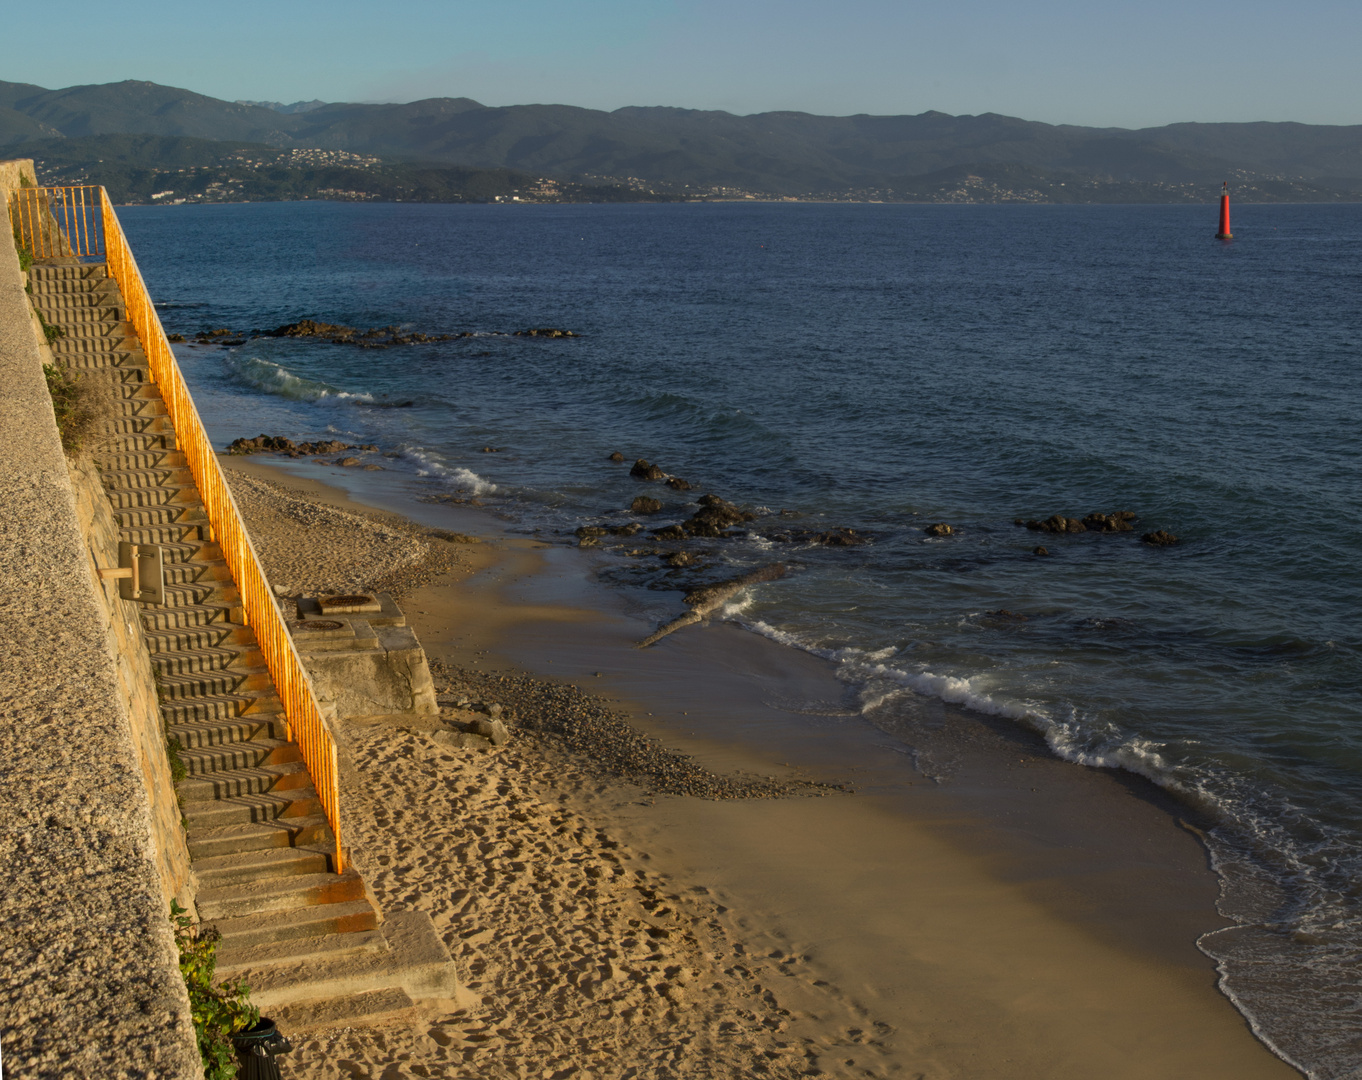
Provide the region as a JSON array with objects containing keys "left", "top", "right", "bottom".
[
  {"left": 96, "top": 189, "right": 346, "bottom": 872},
  {"left": 10, "top": 185, "right": 345, "bottom": 872},
  {"left": 8, "top": 184, "right": 104, "bottom": 259}
]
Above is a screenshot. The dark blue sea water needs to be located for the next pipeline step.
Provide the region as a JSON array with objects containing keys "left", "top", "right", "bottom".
[{"left": 123, "top": 200, "right": 1361, "bottom": 1077}]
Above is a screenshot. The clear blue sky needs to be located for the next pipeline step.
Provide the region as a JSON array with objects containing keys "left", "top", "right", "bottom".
[{"left": 3, "top": 0, "right": 1359, "bottom": 129}]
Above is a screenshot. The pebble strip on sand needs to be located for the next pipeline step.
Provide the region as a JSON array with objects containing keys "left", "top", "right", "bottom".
[{"left": 436, "top": 662, "right": 842, "bottom": 801}]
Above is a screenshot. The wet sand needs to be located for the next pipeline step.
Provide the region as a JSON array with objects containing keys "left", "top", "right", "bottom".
[{"left": 222, "top": 455, "right": 1301, "bottom": 1079}]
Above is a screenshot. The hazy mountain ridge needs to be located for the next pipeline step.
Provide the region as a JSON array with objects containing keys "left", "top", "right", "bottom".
[{"left": 3, "top": 78, "right": 1361, "bottom": 199}]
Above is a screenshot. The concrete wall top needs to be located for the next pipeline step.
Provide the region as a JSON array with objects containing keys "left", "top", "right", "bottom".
[{"left": 0, "top": 162, "right": 200, "bottom": 1076}]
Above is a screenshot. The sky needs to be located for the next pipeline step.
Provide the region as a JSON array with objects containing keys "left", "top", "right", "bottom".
[{"left": 3, "top": 0, "right": 1360, "bottom": 129}]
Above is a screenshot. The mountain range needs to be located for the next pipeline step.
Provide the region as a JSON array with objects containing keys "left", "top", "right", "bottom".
[{"left": 3, "top": 78, "right": 1362, "bottom": 200}]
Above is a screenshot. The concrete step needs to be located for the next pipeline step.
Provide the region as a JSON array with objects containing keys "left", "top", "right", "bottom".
[
  {"left": 99, "top": 465, "right": 192, "bottom": 489},
  {"left": 161, "top": 690, "right": 280, "bottom": 726},
  {"left": 111, "top": 397, "right": 168, "bottom": 419},
  {"left": 216, "top": 925, "right": 386, "bottom": 977},
  {"left": 194, "top": 847, "right": 332, "bottom": 890},
  {"left": 160, "top": 579, "right": 238, "bottom": 608},
  {"left": 211, "top": 899, "right": 377, "bottom": 952},
  {"left": 176, "top": 759, "right": 306, "bottom": 799},
  {"left": 144, "top": 623, "right": 253, "bottom": 654},
  {"left": 272, "top": 987, "right": 417, "bottom": 1033},
  {"left": 29, "top": 264, "right": 107, "bottom": 282},
  {"left": 36, "top": 306, "right": 122, "bottom": 326},
  {"left": 215, "top": 911, "right": 459, "bottom": 1014},
  {"left": 113, "top": 504, "right": 203, "bottom": 530},
  {"left": 98, "top": 448, "right": 186, "bottom": 471},
  {"left": 158, "top": 662, "right": 269, "bottom": 700},
  {"left": 178, "top": 735, "right": 297, "bottom": 775},
  {"left": 170, "top": 714, "right": 287, "bottom": 754},
  {"left": 56, "top": 320, "right": 133, "bottom": 342},
  {"left": 104, "top": 483, "right": 195, "bottom": 509},
  {"left": 187, "top": 813, "right": 332, "bottom": 861},
  {"left": 52, "top": 337, "right": 137, "bottom": 356},
  {"left": 95, "top": 429, "right": 169, "bottom": 452},
  {"left": 141, "top": 602, "right": 235, "bottom": 631},
  {"left": 152, "top": 644, "right": 252, "bottom": 678},
  {"left": 183, "top": 788, "right": 322, "bottom": 833},
  {"left": 30, "top": 285, "right": 120, "bottom": 304},
  {"left": 106, "top": 414, "right": 173, "bottom": 436},
  {"left": 116, "top": 523, "right": 205, "bottom": 549},
  {"left": 163, "top": 560, "right": 229, "bottom": 588},
  {"left": 62, "top": 352, "right": 146, "bottom": 371},
  {"left": 196, "top": 869, "right": 366, "bottom": 922}
]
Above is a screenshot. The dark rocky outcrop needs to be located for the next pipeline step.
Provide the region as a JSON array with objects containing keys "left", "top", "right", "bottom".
[
  {"left": 630, "top": 459, "right": 666, "bottom": 481},
  {"left": 663, "top": 551, "right": 701, "bottom": 568},
  {"left": 1025, "top": 514, "right": 1087, "bottom": 534},
  {"left": 680, "top": 495, "right": 755, "bottom": 537},
  {"left": 1021, "top": 510, "right": 1138, "bottom": 534},
  {"left": 608, "top": 451, "right": 625, "bottom": 462},
  {"left": 1142, "top": 530, "right": 1179, "bottom": 546},
  {"left": 1082, "top": 511, "right": 1137, "bottom": 533},
  {"left": 1033, "top": 546, "right": 1050, "bottom": 556},
  {"left": 226, "top": 434, "right": 378, "bottom": 457},
  {"left": 262, "top": 320, "right": 456, "bottom": 348},
  {"left": 665, "top": 477, "right": 692, "bottom": 491},
  {"left": 924, "top": 522, "right": 953, "bottom": 537},
  {"left": 766, "top": 526, "right": 870, "bottom": 547},
  {"left": 651, "top": 524, "right": 687, "bottom": 540},
  {"left": 630, "top": 496, "right": 663, "bottom": 515},
  {"left": 513, "top": 328, "right": 579, "bottom": 338},
  {"left": 608, "top": 522, "right": 644, "bottom": 537}
]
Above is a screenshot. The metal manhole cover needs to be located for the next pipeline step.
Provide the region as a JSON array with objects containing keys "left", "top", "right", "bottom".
[{"left": 298, "top": 619, "right": 344, "bottom": 631}]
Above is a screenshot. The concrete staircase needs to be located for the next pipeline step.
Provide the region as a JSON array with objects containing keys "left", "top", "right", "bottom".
[{"left": 30, "top": 261, "right": 458, "bottom": 1023}]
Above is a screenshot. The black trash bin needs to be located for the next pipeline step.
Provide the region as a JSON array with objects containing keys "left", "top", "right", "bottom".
[{"left": 231, "top": 1017, "right": 293, "bottom": 1080}]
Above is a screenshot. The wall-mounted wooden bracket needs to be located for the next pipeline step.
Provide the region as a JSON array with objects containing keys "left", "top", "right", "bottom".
[{"left": 97, "top": 542, "right": 165, "bottom": 604}]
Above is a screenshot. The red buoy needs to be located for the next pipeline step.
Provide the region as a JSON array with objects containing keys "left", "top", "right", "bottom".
[{"left": 1216, "top": 181, "right": 1233, "bottom": 239}]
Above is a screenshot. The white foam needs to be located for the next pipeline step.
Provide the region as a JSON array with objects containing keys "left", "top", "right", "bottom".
[{"left": 226, "top": 355, "right": 374, "bottom": 404}]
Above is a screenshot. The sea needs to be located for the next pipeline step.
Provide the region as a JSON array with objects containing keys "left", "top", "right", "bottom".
[{"left": 121, "top": 199, "right": 1362, "bottom": 1077}]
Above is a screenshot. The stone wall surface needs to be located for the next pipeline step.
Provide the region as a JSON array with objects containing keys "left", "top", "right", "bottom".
[
  {"left": 68, "top": 451, "right": 199, "bottom": 910},
  {"left": 0, "top": 161, "right": 200, "bottom": 1077}
]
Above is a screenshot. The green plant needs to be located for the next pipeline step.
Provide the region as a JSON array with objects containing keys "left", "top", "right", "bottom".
[
  {"left": 171, "top": 900, "right": 259, "bottom": 1079},
  {"left": 166, "top": 731, "right": 187, "bottom": 783},
  {"left": 18, "top": 246, "right": 33, "bottom": 273},
  {"left": 36, "top": 308, "right": 64, "bottom": 343},
  {"left": 42, "top": 362, "right": 107, "bottom": 455}
]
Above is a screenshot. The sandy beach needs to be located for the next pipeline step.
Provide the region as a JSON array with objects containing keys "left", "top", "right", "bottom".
[{"left": 222, "top": 456, "right": 1301, "bottom": 1079}]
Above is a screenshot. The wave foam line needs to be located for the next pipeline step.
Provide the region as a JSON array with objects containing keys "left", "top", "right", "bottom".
[{"left": 226, "top": 355, "right": 374, "bottom": 403}]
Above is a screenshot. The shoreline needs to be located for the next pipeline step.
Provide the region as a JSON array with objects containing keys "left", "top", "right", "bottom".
[{"left": 222, "top": 455, "right": 1301, "bottom": 1077}]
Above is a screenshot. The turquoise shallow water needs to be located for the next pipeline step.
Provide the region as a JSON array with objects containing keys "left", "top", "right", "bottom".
[{"left": 124, "top": 200, "right": 1361, "bottom": 1076}]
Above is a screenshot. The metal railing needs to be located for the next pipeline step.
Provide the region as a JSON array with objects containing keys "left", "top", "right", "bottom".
[
  {"left": 9, "top": 185, "right": 346, "bottom": 873},
  {"left": 9, "top": 184, "right": 104, "bottom": 259}
]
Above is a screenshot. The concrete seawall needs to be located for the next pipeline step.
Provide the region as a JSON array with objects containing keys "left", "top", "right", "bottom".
[{"left": 0, "top": 163, "right": 199, "bottom": 1076}]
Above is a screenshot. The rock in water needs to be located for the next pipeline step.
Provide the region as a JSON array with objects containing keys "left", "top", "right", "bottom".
[
  {"left": 638, "top": 564, "right": 788, "bottom": 648},
  {"left": 608, "top": 451, "right": 625, "bottom": 462},
  {"left": 631, "top": 496, "right": 663, "bottom": 514},
  {"left": 1142, "top": 530, "right": 1179, "bottom": 546},
  {"left": 924, "top": 522, "right": 953, "bottom": 537},
  {"left": 630, "top": 459, "right": 666, "bottom": 481}
]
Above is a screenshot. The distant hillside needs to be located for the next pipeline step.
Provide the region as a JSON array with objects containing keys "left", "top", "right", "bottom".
[
  {"left": 3, "top": 79, "right": 1362, "bottom": 200},
  {"left": 15, "top": 134, "right": 682, "bottom": 205}
]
